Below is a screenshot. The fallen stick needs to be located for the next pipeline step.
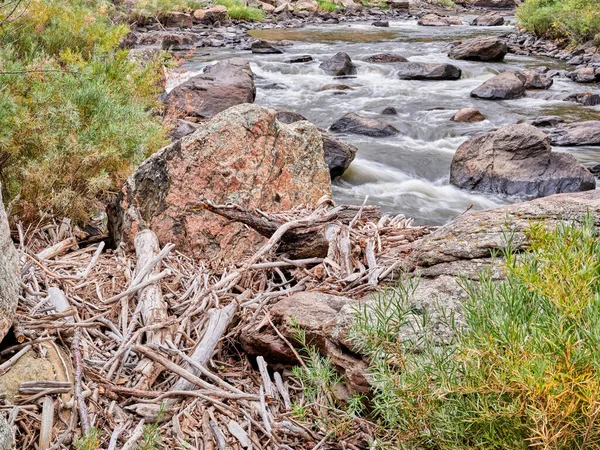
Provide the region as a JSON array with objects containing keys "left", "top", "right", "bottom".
[{"left": 38, "top": 396, "right": 54, "bottom": 450}]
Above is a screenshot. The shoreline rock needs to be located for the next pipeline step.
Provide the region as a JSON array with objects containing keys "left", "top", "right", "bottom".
[{"left": 330, "top": 112, "right": 399, "bottom": 137}]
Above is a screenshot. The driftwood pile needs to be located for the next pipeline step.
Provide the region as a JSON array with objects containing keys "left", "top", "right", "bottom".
[{"left": 1, "top": 197, "right": 429, "bottom": 449}]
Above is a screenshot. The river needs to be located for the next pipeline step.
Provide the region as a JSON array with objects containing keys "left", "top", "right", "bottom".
[{"left": 179, "top": 16, "right": 600, "bottom": 226}]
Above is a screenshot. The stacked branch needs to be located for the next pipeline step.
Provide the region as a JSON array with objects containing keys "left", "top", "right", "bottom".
[{"left": 0, "top": 199, "right": 430, "bottom": 449}]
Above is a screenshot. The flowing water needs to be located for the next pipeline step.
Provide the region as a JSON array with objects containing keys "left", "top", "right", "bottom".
[{"left": 181, "top": 17, "right": 600, "bottom": 226}]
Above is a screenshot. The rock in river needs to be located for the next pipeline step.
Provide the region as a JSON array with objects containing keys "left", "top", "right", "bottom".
[
  {"left": 564, "top": 92, "right": 600, "bottom": 106},
  {"left": 450, "top": 124, "right": 596, "bottom": 198},
  {"left": 549, "top": 121, "right": 600, "bottom": 146},
  {"left": 0, "top": 184, "right": 19, "bottom": 343},
  {"left": 418, "top": 13, "right": 463, "bottom": 26},
  {"left": 448, "top": 36, "right": 507, "bottom": 61},
  {"left": 566, "top": 67, "right": 600, "bottom": 83},
  {"left": 330, "top": 112, "right": 399, "bottom": 137},
  {"left": 451, "top": 108, "right": 486, "bottom": 123},
  {"left": 319, "top": 52, "right": 357, "bottom": 76},
  {"left": 363, "top": 53, "right": 408, "bottom": 63},
  {"left": 251, "top": 39, "right": 283, "bottom": 54},
  {"left": 397, "top": 62, "right": 461, "bottom": 80},
  {"left": 108, "top": 104, "right": 331, "bottom": 265},
  {"left": 470, "top": 12, "right": 504, "bottom": 26},
  {"left": 163, "top": 58, "right": 255, "bottom": 119},
  {"left": 470, "top": 71, "right": 525, "bottom": 100}
]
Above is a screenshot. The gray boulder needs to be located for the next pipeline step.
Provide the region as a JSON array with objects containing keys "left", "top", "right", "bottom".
[
  {"left": 163, "top": 58, "right": 256, "bottom": 118},
  {"left": 450, "top": 124, "right": 596, "bottom": 198},
  {"left": 470, "top": 12, "right": 504, "bottom": 26},
  {"left": 330, "top": 112, "right": 398, "bottom": 137},
  {"left": 417, "top": 13, "right": 463, "bottom": 26},
  {"left": 564, "top": 92, "right": 600, "bottom": 106},
  {"left": 449, "top": 36, "right": 507, "bottom": 61},
  {"left": 136, "top": 31, "right": 199, "bottom": 50},
  {"left": 251, "top": 39, "right": 283, "bottom": 54},
  {"left": 363, "top": 53, "right": 408, "bottom": 63},
  {"left": 169, "top": 119, "right": 200, "bottom": 140},
  {"left": 319, "top": 52, "right": 357, "bottom": 76},
  {"left": 397, "top": 62, "right": 461, "bottom": 80},
  {"left": 566, "top": 67, "right": 600, "bottom": 83},
  {"left": 0, "top": 186, "right": 18, "bottom": 344},
  {"left": 549, "top": 121, "right": 600, "bottom": 146},
  {"left": 470, "top": 71, "right": 525, "bottom": 100},
  {"left": 521, "top": 70, "right": 553, "bottom": 89}
]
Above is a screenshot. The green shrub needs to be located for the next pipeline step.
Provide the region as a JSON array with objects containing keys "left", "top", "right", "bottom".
[
  {"left": 317, "top": 0, "right": 341, "bottom": 12},
  {"left": 350, "top": 216, "right": 600, "bottom": 448},
  {"left": 517, "top": 0, "right": 600, "bottom": 44},
  {"left": 215, "top": 0, "right": 264, "bottom": 21},
  {"left": 131, "top": 0, "right": 207, "bottom": 23},
  {"left": 0, "top": 0, "right": 168, "bottom": 224}
]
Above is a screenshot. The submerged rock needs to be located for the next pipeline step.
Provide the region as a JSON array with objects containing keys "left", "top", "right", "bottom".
[
  {"left": 397, "top": 62, "right": 461, "bottom": 80},
  {"left": 549, "top": 121, "right": 600, "bottom": 146},
  {"left": 418, "top": 13, "right": 463, "bottom": 26},
  {"left": 363, "top": 53, "right": 408, "bottom": 63},
  {"left": 470, "top": 12, "right": 504, "bottom": 26},
  {"left": 372, "top": 20, "right": 389, "bottom": 27},
  {"left": 330, "top": 112, "right": 399, "bottom": 137},
  {"left": 108, "top": 104, "right": 331, "bottom": 265},
  {"left": 381, "top": 106, "right": 398, "bottom": 115},
  {"left": 251, "top": 39, "right": 283, "bottom": 54},
  {"left": 564, "top": 92, "right": 600, "bottom": 106},
  {"left": 319, "top": 52, "right": 357, "bottom": 76},
  {"left": 470, "top": 71, "right": 525, "bottom": 100},
  {"left": 288, "top": 55, "right": 313, "bottom": 63},
  {"left": 163, "top": 58, "right": 255, "bottom": 118},
  {"left": 525, "top": 116, "right": 564, "bottom": 128},
  {"left": 451, "top": 108, "right": 485, "bottom": 123},
  {"left": 0, "top": 185, "right": 18, "bottom": 343},
  {"left": 449, "top": 36, "right": 507, "bottom": 61},
  {"left": 450, "top": 124, "right": 596, "bottom": 198}
]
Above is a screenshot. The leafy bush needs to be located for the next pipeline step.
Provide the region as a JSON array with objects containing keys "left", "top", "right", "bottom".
[
  {"left": 517, "top": 0, "right": 600, "bottom": 44},
  {"left": 215, "top": 0, "right": 264, "bottom": 21},
  {"left": 0, "top": 0, "right": 168, "bottom": 224},
  {"left": 131, "top": 0, "right": 207, "bottom": 23},
  {"left": 317, "top": 0, "right": 341, "bottom": 12},
  {"left": 350, "top": 216, "right": 600, "bottom": 448}
]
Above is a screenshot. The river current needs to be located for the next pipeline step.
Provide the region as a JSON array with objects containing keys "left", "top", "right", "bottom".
[{"left": 178, "top": 17, "right": 600, "bottom": 226}]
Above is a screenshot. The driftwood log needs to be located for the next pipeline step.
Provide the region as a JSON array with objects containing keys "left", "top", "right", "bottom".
[{"left": 193, "top": 201, "right": 382, "bottom": 259}]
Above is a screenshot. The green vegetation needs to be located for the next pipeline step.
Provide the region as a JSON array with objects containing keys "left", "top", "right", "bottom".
[
  {"left": 215, "top": 0, "right": 265, "bottom": 21},
  {"left": 75, "top": 428, "right": 100, "bottom": 450},
  {"left": 132, "top": 0, "right": 207, "bottom": 22},
  {"left": 317, "top": 0, "right": 341, "bottom": 12},
  {"left": 0, "top": 0, "right": 169, "bottom": 224},
  {"left": 517, "top": 0, "right": 600, "bottom": 44},
  {"left": 346, "top": 216, "right": 600, "bottom": 448}
]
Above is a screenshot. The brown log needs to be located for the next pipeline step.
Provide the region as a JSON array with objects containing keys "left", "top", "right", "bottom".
[{"left": 194, "top": 202, "right": 381, "bottom": 259}]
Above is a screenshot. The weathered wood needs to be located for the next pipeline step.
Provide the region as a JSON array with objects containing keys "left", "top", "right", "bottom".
[
  {"left": 36, "top": 237, "right": 77, "bottom": 261},
  {"left": 133, "top": 230, "right": 172, "bottom": 389},
  {"left": 195, "top": 201, "right": 381, "bottom": 259},
  {"left": 39, "top": 396, "right": 54, "bottom": 450}
]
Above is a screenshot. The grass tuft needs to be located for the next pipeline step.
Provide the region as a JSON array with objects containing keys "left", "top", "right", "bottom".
[{"left": 215, "top": 0, "right": 264, "bottom": 21}]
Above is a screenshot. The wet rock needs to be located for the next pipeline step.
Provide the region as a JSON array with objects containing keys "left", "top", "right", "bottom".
[
  {"left": 372, "top": 20, "right": 389, "bottom": 27},
  {"left": 363, "top": 53, "right": 408, "bottom": 63},
  {"left": 451, "top": 107, "right": 486, "bottom": 123},
  {"left": 320, "top": 129, "right": 358, "bottom": 178},
  {"left": 397, "top": 62, "right": 461, "bottom": 80},
  {"left": 320, "top": 84, "right": 353, "bottom": 91},
  {"left": 566, "top": 67, "right": 600, "bottom": 83},
  {"left": 448, "top": 36, "right": 507, "bottom": 61},
  {"left": 169, "top": 119, "right": 200, "bottom": 140},
  {"left": 108, "top": 104, "right": 331, "bottom": 265},
  {"left": 381, "top": 106, "right": 398, "bottom": 115},
  {"left": 319, "top": 52, "right": 357, "bottom": 76},
  {"left": 262, "top": 82, "right": 288, "bottom": 90},
  {"left": 549, "top": 121, "right": 600, "bottom": 146},
  {"left": 470, "top": 71, "right": 525, "bottom": 100},
  {"left": 330, "top": 112, "right": 398, "bottom": 137},
  {"left": 525, "top": 116, "right": 564, "bottom": 128},
  {"left": 520, "top": 69, "right": 553, "bottom": 89},
  {"left": 589, "top": 164, "right": 600, "bottom": 177},
  {"left": 564, "top": 92, "right": 600, "bottom": 106},
  {"left": 136, "top": 31, "right": 198, "bottom": 50},
  {"left": 251, "top": 39, "right": 283, "bottom": 54},
  {"left": 417, "top": 13, "right": 463, "bottom": 26},
  {"left": 164, "top": 11, "right": 193, "bottom": 28},
  {"left": 274, "top": 110, "right": 307, "bottom": 124},
  {"left": 193, "top": 5, "right": 228, "bottom": 24},
  {"left": 450, "top": 124, "right": 595, "bottom": 198},
  {"left": 0, "top": 415, "right": 10, "bottom": 450},
  {"left": 163, "top": 58, "right": 255, "bottom": 119},
  {"left": 470, "top": 12, "right": 504, "bottom": 26},
  {"left": 0, "top": 186, "right": 18, "bottom": 343},
  {"left": 288, "top": 55, "right": 313, "bottom": 63}
]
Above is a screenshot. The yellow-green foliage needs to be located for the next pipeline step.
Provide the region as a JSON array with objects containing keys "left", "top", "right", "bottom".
[
  {"left": 0, "top": 0, "right": 169, "bottom": 224},
  {"left": 215, "top": 0, "right": 264, "bottom": 21},
  {"left": 317, "top": 0, "right": 340, "bottom": 12},
  {"left": 517, "top": 0, "right": 600, "bottom": 44},
  {"left": 351, "top": 216, "right": 600, "bottom": 448},
  {"left": 132, "top": 0, "right": 207, "bottom": 22}
]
